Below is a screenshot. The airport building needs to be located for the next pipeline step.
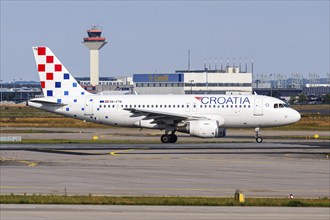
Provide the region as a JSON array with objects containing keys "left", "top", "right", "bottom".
[
  {"left": 303, "top": 84, "right": 330, "bottom": 97},
  {"left": 133, "top": 67, "right": 253, "bottom": 95},
  {"left": 82, "top": 26, "right": 107, "bottom": 86},
  {"left": 77, "top": 76, "right": 134, "bottom": 94}
]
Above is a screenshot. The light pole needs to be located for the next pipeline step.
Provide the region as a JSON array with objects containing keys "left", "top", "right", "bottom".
[
  {"left": 0, "top": 80, "right": 2, "bottom": 102},
  {"left": 20, "top": 77, "right": 23, "bottom": 100},
  {"left": 189, "top": 80, "right": 194, "bottom": 94},
  {"left": 13, "top": 79, "right": 16, "bottom": 102},
  {"left": 270, "top": 74, "right": 273, "bottom": 97}
]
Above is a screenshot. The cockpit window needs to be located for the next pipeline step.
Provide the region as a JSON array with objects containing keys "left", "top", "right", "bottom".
[{"left": 274, "top": 103, "right": 289, "bottom": 108}]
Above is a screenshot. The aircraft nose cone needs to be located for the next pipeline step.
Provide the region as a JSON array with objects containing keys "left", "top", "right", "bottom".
[{"left": 292, "top": 110, "right": 301, "bottom": 123}]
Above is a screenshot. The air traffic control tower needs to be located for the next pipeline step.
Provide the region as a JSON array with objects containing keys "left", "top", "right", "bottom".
[{"left": 83, "top": 26, "right": 107, "bottom": 86}]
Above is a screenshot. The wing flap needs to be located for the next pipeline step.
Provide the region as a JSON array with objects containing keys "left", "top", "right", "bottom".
[{"left": 123, "top": 108, "right": 206, "bottom": 126}]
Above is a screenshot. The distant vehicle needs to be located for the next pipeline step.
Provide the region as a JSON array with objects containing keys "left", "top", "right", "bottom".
[{"left": 28, "top": 47, "right": 301, "bottom": 143}]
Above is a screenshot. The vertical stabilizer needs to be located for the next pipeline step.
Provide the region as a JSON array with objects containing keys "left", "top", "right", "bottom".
[{"left": 32, "top": 46, "right": 91, "bottom": 97}]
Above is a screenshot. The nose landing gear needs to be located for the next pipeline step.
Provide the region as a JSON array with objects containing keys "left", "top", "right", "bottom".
[{"left": 255, "top": 127, "right": 263, "bottom": 143}]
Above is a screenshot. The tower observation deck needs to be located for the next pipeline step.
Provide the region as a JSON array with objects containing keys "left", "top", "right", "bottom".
[{"left": 83, "top": 25, "right": 107, "bottom": 86}]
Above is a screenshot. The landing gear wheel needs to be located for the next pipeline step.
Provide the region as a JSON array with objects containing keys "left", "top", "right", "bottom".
[
  {"left": 161, "top": 134, "right": 178, "bottom": 143},
  {"left": 161, "top": 134, "right": 170, "bottom": 143},
  {"left": 256, "top": 137, "right": 263, "bottom": 143},
  {"left": 169, "top": 134, "right": 177, "bottom": 143}
]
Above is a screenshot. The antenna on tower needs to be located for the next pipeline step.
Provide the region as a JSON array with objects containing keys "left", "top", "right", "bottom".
[
  {"left": 215, "top": 57, "right": 218, "bottom": 71},
  {"left": 239, "top": 57, "right": 241, "bottom": 72},
  {"left": 251, "top": 59, "right": 254, "bottom": 74},
  {"left": 245, "top": 57, "right": 248, "bottom": 72},
  {"left": 204, "top": 59, "right": 207, "bottom": 71},
  {"left": 208, "top": 58, "right": 211, "bottom": 71},
  {"left": 220, "top": 57, "right": 223, "bottom": 72},
  {"left": 188, "top": 49, "right": 190, "bottom": 71}
]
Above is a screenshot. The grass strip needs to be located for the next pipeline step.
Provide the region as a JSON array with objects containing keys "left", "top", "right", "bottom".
[
  {"left": 0, "top": 195, "right": 329, "bottom": 207},
  {"left": 0, "top": 139, "right": 160, "bottom": 144}
]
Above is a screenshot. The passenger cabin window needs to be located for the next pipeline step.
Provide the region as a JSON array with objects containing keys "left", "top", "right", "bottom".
[{"left": 274, "top": 104, "right": 279, "bottom": 108}]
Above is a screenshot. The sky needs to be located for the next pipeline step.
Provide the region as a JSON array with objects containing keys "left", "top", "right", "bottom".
[{"left": 1, "top": 0, "right": 329, "bottom": 83}]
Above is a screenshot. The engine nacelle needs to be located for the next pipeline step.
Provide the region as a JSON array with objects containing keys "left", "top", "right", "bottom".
[{"left": 178, "top": 120, "right": 226, "bottom": 138}]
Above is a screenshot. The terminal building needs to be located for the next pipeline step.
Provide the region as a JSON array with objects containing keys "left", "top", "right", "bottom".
[
  {"left": 76, "top": 76, "right": 133, "bottom": 94},
  {"left": 133, "top": 67, "right": 252, "bottom": 95}
]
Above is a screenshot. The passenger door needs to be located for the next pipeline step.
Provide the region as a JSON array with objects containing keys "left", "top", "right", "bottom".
[{"left": 84, "top": 98, "right": 94, "bottom": 116}]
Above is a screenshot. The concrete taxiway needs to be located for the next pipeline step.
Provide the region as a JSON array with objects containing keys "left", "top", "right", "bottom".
[
  {"left": 1, "top": 142, "right": 329, "bottom": 198},
  {"left": 1, "top": 204, "right": 329, "bottom": 220}
]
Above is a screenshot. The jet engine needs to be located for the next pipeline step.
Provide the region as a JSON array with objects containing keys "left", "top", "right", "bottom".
[{"left": 178, "top": 119, "right": 226, "bottom": 138}]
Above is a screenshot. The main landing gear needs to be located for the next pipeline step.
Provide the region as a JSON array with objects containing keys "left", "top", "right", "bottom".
[
  {"left": 161, "top": 131, "right": 178, "bottom": 143},
  {"left": 255, "top": 127, "right": 263, "bottom": 143}
]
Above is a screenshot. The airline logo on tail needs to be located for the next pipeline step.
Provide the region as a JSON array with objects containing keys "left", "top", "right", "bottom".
[{"left": 32, "top": 47, "right": 90, "bottom": 97}]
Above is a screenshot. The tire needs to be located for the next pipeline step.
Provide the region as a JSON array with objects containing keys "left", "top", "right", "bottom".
[
  {"left": 256, "top": 137, "right": 263, "bottom": 143},
  {"left": 169, "top": 134, "right": 178, "bottom": 143},
  {"left": 161, "top": 134, "right": 170, "bottom": 143}
]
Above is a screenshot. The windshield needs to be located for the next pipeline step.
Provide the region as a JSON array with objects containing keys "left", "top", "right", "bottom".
[{"left": 274, "top": 103, "right": 289, "bottom": 108}]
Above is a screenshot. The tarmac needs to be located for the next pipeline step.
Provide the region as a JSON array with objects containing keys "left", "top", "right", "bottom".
[
  {"left": 1, "top": 141, "right": 329, "bottom": 198},
  {"left": 1, "top": 204, "right": 329, "bottom": 220},
  {"left": 1, "top": 129, "right": 329, "bottom": 219}
]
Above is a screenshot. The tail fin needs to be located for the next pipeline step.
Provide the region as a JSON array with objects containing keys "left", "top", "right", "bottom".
[{"left": 32, "top": 46, "right": 91, "bottom": 97}]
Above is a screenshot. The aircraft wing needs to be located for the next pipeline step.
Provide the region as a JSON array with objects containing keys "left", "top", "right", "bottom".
[{"left": 123, "top": 108, "right": 205, "bottom": 125}]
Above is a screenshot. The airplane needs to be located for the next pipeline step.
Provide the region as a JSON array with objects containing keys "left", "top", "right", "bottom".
[{"left": 27, "top": 46, "right": 301, "bottom": 143}]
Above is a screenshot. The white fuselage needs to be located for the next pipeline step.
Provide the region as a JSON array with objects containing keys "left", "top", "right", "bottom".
[{"left": 28, "top": 94, "right": 301, "bottom": 130}]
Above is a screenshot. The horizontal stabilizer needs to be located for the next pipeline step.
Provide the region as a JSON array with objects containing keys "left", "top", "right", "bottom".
[{"left": 28, "top": 98, "right": 67, "bottom": 106}]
